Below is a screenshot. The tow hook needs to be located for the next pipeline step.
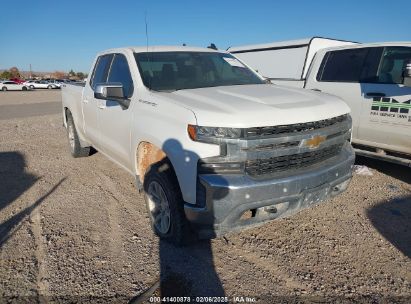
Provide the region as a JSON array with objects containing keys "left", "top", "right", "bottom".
[{"left": 264, "top": 205, "right": 278, "bottom": 213}]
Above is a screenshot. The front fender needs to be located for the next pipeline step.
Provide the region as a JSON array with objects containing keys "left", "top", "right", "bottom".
[{"left": 131, "top": 99, "right": 219, "bottom": 204}]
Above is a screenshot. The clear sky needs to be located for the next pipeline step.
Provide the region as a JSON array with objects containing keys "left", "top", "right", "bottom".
[{"left": 1, "top": 0, "right": 410, "bottom": 73}]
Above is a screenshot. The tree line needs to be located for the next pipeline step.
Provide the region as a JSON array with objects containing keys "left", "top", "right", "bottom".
[
  {"left": 0, "top": 67, "right": 20, "bottom": 79},
  {"left": 0, "top": 67, "right": 87, "bottom": 80}
]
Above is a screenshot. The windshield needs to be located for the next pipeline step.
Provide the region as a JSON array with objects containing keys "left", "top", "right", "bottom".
[{"left": 134, "top": 51, "right": 264, "bottom": 91}]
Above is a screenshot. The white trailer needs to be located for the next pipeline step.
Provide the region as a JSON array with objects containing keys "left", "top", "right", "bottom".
[{"left": 228, "top": 37, "right": 357, "bottom": 87}]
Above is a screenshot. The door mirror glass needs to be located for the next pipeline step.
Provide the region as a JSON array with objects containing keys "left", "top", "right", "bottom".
[{"left": 403, "top": 60, "right": 411, "bottom": 87}]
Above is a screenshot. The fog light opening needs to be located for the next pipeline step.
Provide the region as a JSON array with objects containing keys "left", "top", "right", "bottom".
[
  {"left": 240, "top": 208, "right": 257, "bottom": 220},
  {"left": 264, "top": 205, "right": 278, "bottom": 214}
]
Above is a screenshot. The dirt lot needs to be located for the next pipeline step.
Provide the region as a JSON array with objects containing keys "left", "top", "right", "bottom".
[{"left": 0, "top": 91, "right": 410, "bottom": 303}]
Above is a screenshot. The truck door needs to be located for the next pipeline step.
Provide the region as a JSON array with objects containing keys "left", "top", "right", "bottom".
[
  {"left": 357, "top": 46, "right": 411, "bottom": 155},
  {"left": 306, "top": 46, "right": 411, "bottom": 155},
  {"left": 305, "top": 47, "right": 369, "bottom": 140},
  {"left": 82, "top": 54, "right": 113, "bottom": 149},
  {"left": 7, "top": 81, "right": 19, "bottom": 90},
  {"left": 97, "top": 53, "right": 135, "bottom": 169}
]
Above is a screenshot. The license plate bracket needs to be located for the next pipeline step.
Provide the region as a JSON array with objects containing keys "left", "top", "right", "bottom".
[{"left": 303, "top": 186, "right": 330, "bottom": 206}]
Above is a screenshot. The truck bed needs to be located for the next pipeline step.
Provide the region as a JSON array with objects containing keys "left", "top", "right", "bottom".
[{"left": 61, "top": 83, "right": 85, "bottom": 131}]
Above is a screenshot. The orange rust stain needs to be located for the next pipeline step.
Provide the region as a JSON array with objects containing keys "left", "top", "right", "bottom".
[{"left": 137, "top": 142, "right": 166, "bottom": 182}]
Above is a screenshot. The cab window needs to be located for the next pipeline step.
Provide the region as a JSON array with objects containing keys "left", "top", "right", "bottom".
[
  {"left": 317, "top": 46, "right": 411, "bottom": 84},
  {"left": 374, "top": 47, "right": 411, "bottom": 84},
  {"left": 90, "top": 54, "right": 113, "bottom": 88},
  {"left": 317, "top": 48, "right": 368, "bottom": 82},
  {"left": 107, "top": 54, "right": 134, "bottom": 98}
]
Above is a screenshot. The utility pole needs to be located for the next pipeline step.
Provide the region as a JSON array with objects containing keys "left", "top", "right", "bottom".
[{"left": 29, "top": 64, "right": 32, "bottom": 79}]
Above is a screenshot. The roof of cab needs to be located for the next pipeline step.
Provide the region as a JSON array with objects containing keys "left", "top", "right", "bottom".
[
  {"left": 227, "top": 37, "right": 356, "bottom": 52},
  {"left": 315, "top": 41, "right": 411, "bottom": 53},
  {"left": 98, "top": 45, "right": 225, "bottom": 55},
  {"left": 228, "top": 38, "right": 312, "bottom": 52}
]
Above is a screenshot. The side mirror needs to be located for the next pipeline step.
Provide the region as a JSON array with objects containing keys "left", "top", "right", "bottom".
[
  {"left": 403, "top": 61, "right": 411, "bottom": 87},
  {"left": 94, "top": 83, "right": 130, "bottom": 109}
]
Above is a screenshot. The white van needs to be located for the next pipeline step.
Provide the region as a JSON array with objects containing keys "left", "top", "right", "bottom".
[{"left": 229, "top": 40, "right": 411, "bottom": 166}]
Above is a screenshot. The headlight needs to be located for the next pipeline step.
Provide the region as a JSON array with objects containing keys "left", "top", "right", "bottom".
[{"left": 188, "top": 125, "right": 242, "bottom": 142}]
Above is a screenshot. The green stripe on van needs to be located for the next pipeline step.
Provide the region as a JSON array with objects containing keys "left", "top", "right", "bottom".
[{"left": 371, "top": 102, "right": 411, "bottom": 109}]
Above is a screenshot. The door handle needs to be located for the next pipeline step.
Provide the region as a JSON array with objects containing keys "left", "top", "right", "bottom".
[
  {"left": 366, "top": 92, "right": 386, "bottom": 98},
  {"left": 311, "top": 88, "right": 322, "bottom": 92}
]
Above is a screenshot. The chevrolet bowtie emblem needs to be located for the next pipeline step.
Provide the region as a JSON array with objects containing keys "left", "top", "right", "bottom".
[{"left": 303, "top": 135, "right": 326, "bottom": 149}]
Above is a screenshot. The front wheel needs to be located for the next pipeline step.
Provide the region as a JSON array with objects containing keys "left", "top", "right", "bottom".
[
  {"left": 144, "top": 161, "right": 192, "bottom": 245},
  {"left": 30, "top": 85, "right": 34, "bottom": 89},
  {"left": 2, "top": 87, "right": 7, "bottom": 91},
  {"left": 22, "top": 86, "right": 27, "bottom": 91},
  {"left": 47, "top": 85, "right": 52, "bottom": 89},
  {"left": 66, "top": 112, "right": 91, "bottom": 158}
]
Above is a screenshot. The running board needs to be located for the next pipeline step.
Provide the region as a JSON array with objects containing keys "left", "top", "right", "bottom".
[{"left": 354, "top": 148, "right": 411, "bottom": 167}]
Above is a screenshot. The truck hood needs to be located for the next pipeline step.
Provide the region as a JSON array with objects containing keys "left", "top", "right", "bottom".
[{"left": 159, "top": 84, "right": 350, "bottom": 127}]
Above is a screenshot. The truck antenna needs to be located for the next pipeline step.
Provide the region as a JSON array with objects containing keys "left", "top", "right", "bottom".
[
  {"left": 145, "top": 11, "right": 153, "bottom": 90},
  {"left": 207, "top": 43, "right": 218, "bottom": 50}
]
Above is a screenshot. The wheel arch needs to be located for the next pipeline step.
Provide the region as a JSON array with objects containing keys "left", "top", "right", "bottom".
[
  {"left": 136, "top": 141, "right": 169, "bottom": 181},
  {"left": 63, "top": 107, "right": 90, "bottom": 147},
  {"left": 136, "top": 141, "right": 183, "bottom": 195},
  {"left": 135, "top": 137, "right": 202, "bottom": 205}
]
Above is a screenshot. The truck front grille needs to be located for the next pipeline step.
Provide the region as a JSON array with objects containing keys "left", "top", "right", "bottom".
[
  {"left": 245, "top": 115, "right": 348, "bottom": 138},
  {"left": 245, "top": 144, "right": 343, "bottom": 176}
]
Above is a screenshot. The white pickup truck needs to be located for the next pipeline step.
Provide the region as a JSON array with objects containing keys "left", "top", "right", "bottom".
[
  {"left": 62, "top": 46, "right": 355, "bottom": 244},
  {"left": 229, "top": 41, "right": 411, "bottom": 166}
]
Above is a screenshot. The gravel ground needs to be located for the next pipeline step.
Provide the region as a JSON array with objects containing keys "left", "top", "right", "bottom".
[{"left": 0, "top": 91, "right": 410, "bottom": 303}]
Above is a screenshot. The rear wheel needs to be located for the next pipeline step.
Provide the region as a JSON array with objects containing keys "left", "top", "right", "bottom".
[
  {"left": 144, "top": 160, "right": 193, "bottom": 245},
  {"left": 66, "top": 112, "right": 91, "bottom": 158},
  {"left": 22, "top": 86, "right": 27, "bottom": 91},
  {"left": 47, "top": 85, "right": 52, "bottom": 89},
  {"left": 2, "top": 87, "right": 7, "bottom": 91},
  {"left": 30, "top": 85, "right": 34, "bottom": 89}
]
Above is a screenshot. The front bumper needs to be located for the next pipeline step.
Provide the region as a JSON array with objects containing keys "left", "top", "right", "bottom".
[{"left": 184, "top": 142, "right": 355, "bottom": 239}]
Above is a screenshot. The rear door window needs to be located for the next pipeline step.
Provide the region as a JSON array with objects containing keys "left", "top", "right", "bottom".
[
  {"left": 90, "top": 54, "right": 113, "bottom": 88},
  {"left": 374, "top": 47, "right": 411, "bottom": 84},
  {"left": 317, "top": 48, "right": 369, "bottom": 82}
]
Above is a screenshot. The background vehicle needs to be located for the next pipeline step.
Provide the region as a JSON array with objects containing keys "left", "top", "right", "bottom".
[
  {"left": 1, "top": 80, "right": 30, "bottom": 91},
  {"left": 9, "top": 77, "right": 26, "bottom": 84},
  {"left": 230, "top": 40, "right": 411, "bottom": 166},
  {"left": 59, "top": 79, "right": 74, "bottom": 83},
  {"left": 24, "top": 80, "right": 57, "bottom": 89},
  {"left": 47, "top": 79, "right": 62, "bottom": 88},
  {"left": 62, "top": 46, "right": 354, "bottom": 244}
]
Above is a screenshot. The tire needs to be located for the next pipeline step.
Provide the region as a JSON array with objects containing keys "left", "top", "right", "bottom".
[
  {"left": 66, "top": 112, "right": 91, "bottom": 158},
  {"left": 22, "top": 86, "right": 27, "bottom": 91},
  {"left": 47, "top": 85, "right": 52, "bottom": 89},
  {"left": 143, "top": 160, "right": 193, "bottom": 245},
  {"left": 30, "top": 85, "right": 34, "bottom": 89},
  {"left": 2, "top": 87, "right": 7, "bottom": 91}
]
